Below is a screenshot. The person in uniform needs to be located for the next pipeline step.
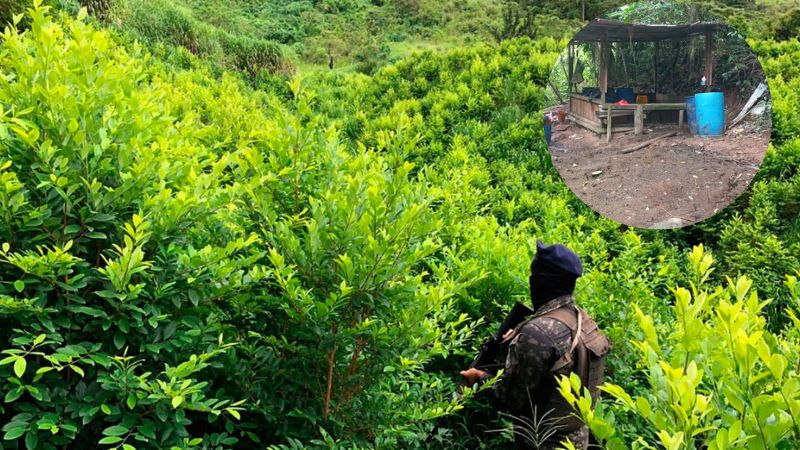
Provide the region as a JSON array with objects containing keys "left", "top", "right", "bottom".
[{"left": 461, "top": 241, "right": 610, "bottom": 450}]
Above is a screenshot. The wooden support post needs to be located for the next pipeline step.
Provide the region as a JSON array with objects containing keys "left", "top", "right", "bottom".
[
  {"left": 634, "top": 105, "right": 644, "bottom": 135},
  {"left": 568, "top": 44, "right": 575, "bottom": 93},
  {"left": 704, "top": 31, "right": 713, "bottom": 92},
  {"left": 599, "top": 39, "right": 608, "bottom": 104},
  {"left": 678, "top": 109, "right": 684, "bottom": 128},
  {"left": 654, "top": 41, "right": 659, "bottom": 98},
  {"left": 606, "top": 104, "right": 613, "bottom": 143}
]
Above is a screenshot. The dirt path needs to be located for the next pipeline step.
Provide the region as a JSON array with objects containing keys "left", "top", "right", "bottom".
[{"left": 548, "top": 121, "right": 769, "bottom": 228}]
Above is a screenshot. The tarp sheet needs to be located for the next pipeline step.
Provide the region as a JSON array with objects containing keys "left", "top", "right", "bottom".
[{"left": 570, "top": 19, "right": 725, "bottom": 44}]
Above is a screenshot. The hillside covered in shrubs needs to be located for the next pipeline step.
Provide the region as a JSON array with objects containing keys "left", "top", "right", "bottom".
[{"left": 0, "top": 1, "right": 798, "bottom": 449}]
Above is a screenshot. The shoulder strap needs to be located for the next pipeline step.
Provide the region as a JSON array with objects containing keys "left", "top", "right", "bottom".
[
  {"left": 540, "top": 306, "right": 588, "bottom": 382},
  {"left": 540, "top": 306, "right": 583, "bottom": 353}
]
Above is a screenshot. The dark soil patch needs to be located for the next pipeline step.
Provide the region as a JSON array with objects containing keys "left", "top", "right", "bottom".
[{"left": 548, "top": 120, "right": 769, "bottom": 228}]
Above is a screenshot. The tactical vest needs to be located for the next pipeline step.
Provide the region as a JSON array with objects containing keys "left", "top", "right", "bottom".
[
  {"left": 513, "top": 305, "right": 610, "bottom": 433},
  {"left": 541, "top": 306, "right": 610, "bottom": 405}
]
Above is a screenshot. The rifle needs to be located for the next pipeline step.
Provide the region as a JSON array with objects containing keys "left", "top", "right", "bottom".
[
  {"left": 426, "top": 302, "right": 535, "bottom": 443},
  {"left": 469, "top": 301, "right": 535, "bottom": 374}
]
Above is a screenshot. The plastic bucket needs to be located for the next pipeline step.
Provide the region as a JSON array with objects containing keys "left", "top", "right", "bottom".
[
  {"left": 617, "top": 87, "right": 635, "bottom": 103},
  {"left": 695, "top": 92, "right": 725, "bottom": 136},
  {"left": 685, "top": 95, "right": 697, "bottom": 135}
]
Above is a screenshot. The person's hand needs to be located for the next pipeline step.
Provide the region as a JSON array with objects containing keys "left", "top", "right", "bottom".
[
  {"left": 502, "top": 329, "right": 515, "bottom": 342},
  {"left": 460, "top": 368, "right": 488, "bottom": 385}
]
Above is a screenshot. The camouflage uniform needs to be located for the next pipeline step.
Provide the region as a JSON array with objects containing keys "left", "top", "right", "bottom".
[{"left": 483, "top": 294, "right": 589, "bottom": 450}]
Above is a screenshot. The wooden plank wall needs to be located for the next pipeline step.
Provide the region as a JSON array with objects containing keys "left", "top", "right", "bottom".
[{"left": 569, "top": 95, "right": 601, "bottom": 126}]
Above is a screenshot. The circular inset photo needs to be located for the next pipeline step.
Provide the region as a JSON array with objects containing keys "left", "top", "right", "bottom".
[{"left": 544, "top": 1, "right": 771, "bottom": 229}]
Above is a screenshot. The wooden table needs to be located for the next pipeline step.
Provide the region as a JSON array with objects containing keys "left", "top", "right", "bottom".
[{"left": 601, "top": 102, "right": 686, "bottom": 143}]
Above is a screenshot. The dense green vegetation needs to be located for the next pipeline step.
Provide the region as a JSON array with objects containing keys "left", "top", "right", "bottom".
[
  {"left": 0, "top": 0, "right": 798, "bottom": 449},
  {"left": 31, "top": 0, "right": 503, "bottom": 76}
]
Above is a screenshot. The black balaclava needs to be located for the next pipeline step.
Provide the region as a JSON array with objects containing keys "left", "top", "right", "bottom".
[{"left": 529, "top": 241, "right": 583, "bottom": 309}]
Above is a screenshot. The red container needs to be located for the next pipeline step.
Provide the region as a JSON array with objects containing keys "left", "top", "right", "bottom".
[{"left": 557, "top": 109, "right": 567, "bottom": 123}]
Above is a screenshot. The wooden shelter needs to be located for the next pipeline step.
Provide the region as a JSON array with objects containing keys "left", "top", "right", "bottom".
[{"left": 566, "top": 19, "right": 725, "bottom": 142}]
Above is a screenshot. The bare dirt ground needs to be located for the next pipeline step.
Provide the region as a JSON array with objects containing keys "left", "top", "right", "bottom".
[{"left": 548, "top": 118, "right": 769, "bottom": 228}]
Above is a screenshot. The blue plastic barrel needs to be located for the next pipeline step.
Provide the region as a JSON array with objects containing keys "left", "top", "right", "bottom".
[
  {"left": 616, "top": 87, "right": 635, "bottom": 103},
  {"left": 695, "top": 92, "right": 725, "bottom": 136},
  {"left": 685, "top": 95, "right": 697, "bottom": 135}
]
